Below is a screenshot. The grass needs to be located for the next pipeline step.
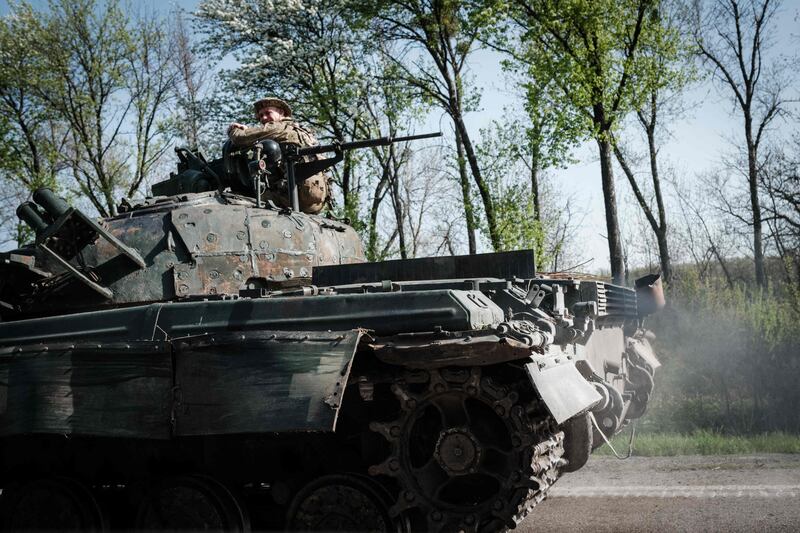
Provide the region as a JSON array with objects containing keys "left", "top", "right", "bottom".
[{"left": 593, "top": 430, "right": 800, "bottom": 456}]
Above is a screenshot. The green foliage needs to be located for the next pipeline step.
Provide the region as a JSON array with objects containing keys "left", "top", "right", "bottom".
[
  {"left": 197, "top": 0, "right": 429, "bottom": 258},
  {"left": 490, "top": 183, "right": 545, "bottom": 252},
  {"left": 476, "top": 119, "right": 576, "bottom": 267},
  {"left": 0, "top": 0, "right": 177, "bottom": 220},
  {"left": 0, "top": 4, "right": 63, "bottom": 192},
  {"left": 476, "top": 120, "right": 542, "bottom": 251},
  {"left": 596, "top": 430, "right": 800, "bottom": 456},
  {"left": 491, "top": 0, "right": 685, "bottom": 137},
  {"left": 35, "top": 0, "right": 134, "bottom": 213},
  {"left": 477, "top": 0, "right": 689, "bottom": 280},
  {"left": 641, "top": 277, "right": 800, "bottom": 435},
  {"left": 517, "top": 77, "right": 581, "bottom": 174}
]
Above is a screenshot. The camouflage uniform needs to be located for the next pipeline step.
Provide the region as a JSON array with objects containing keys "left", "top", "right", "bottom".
[{"left": 228, "top": 118, "right": 329, "bottom": 214}]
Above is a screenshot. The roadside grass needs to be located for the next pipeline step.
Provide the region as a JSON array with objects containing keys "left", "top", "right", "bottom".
[{"left": 593, "top": 430, "right": 800, "bottom": 456}]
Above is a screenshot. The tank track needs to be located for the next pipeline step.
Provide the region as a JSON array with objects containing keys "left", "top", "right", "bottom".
[
  {"left": 511, "top": 432, "right": 565, "bottom": 527},
  {"left": 366, "top": 366, "right": 566, "bottom": 532}
]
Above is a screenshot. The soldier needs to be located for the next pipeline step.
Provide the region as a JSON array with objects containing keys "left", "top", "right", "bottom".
[{"left": 227, "top": 97, "right": 329, "bottom": 214}]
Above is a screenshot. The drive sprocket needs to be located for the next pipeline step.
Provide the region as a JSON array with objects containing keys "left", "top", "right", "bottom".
[{"left": 368, "top": 366, "right": 564, "bottom": 532}]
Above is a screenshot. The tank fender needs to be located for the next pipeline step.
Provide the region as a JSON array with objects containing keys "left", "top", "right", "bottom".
[
  {"left": 525, "top": 353, "right": 602, "bottom": 425},
  {"left": 369, "top": 320, "right": 551, "bottom": 368}
]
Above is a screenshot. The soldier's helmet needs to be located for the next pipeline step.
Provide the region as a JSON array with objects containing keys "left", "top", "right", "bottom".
[{"left": 254, "top": 97, "right": 292, "bottom": 117}]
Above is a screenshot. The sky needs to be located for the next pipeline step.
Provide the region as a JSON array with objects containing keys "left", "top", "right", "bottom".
[
  {"left": 459, "top": 4, "right": 799, "bottom": 271},
  {"left": 2, "top": 0, "right": 798, "bottom": 273}
]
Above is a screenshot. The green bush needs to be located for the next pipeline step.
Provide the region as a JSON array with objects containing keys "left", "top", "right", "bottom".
[
  {"left": 594, "top": 431, "right": 800, "bottom": 456},
  {"left": 641, "top": 276, "right": 800, "bottom": 434}
]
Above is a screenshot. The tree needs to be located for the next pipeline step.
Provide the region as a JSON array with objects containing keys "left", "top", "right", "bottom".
[
  {"left": 197, "top": 0, "right": 369, "bottom": 221},
  {"left": 694, "top": 0, "right": 792, "bottom": 288},
  {"left": 486, "top": 0, "right": 678, "bottom": 283},
  {"left": 0, "top": 0, "right": 178, "bottom": 217},
  {"left": 0, "top": 4, "right": 68, "bottom": 198},
  {"left": 761, "top": 136, "right": 800, "bottom": 289},
  {"left": 488, "top": 72, "right": 581, "bottom": 261},
  {"left": 170, "top": 8, "right": 210, "bottom": 152},
  {"left": 518, "top": 78, "right": 579, "bottom": 230},
  {"left": 126, "top": 10, "right": 178, "bottom": 198},
  {"left": 477, "top": 119, "right": 581, "bottom": 269},
  {"left": 400, "top": 147, "right": 458, "bottom": 258},
  {"left": 613, "top": 93, "right": 675, "bottom": 283},
  {"left": 609, "top": 1, "right": 694, "bottom": 285},
  {"left": 358, "top": 51, "right": 420, "bottom": 260},
  {"left": 362, "top": 0, "right": 500, "bottom": 253},
  {"left": 476, "top": 10, "right": 583, "bottom": 265},
  {"left": 31, "top": 0, "right": 142, "bottom": 215}
]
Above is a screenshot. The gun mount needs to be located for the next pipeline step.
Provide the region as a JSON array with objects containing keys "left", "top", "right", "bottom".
[{"left": 153, "top": 131, "right": 443, "bottom": 211}]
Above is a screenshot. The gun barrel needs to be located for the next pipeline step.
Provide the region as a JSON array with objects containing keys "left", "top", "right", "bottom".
[{"left": 297, "top": 131, "right": 442, "bottom": 157}]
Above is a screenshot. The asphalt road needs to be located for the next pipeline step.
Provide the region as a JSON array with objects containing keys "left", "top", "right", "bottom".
[{"left": 519, "top": 454, "right": 800, "bottom": 532}]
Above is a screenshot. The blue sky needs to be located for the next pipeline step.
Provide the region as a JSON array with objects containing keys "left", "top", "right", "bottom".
[
  {"left": 2, "top": 0, "right": 798, "bottom": 271},
  {"left": 462, "top": 4, "right": 799, "bottom": 269}
]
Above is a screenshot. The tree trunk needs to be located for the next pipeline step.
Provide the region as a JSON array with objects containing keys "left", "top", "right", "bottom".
[
  {"left": 366, "top": 212, "right": 380, "bottom": 261},
  {"left": 389, "top": 147, "right": 408, "bottom": 259},
  {"left": 614, "top": 109, "right": 673, "bottom": 284},
  {"left": 530, "top": 152, "right": 542, "bottom": 224},
  {"left": 745, "top": 118, "right": 766, "bottom": 288},
  {"left": 366, "top": 164, "right": 390, "bottom": 261},
  {"left": 645, "top": 118, "right": 672, "bottom": 284},
  {"left": 455, "top": 127, "right": 477, "bottom": 254},
  {"left": 452, "top": 111, "right": 501, "bottom": 251},
  {"left": 391, "top": 189, "right": 407, "bottom": 258},
  {"left": 530, "top": 151, "right": 545, "bottom": 268},
  {"left": 656, "top": 230, "right": 671, "bottom": 283},
  {"left": 341, "top": 151, "right": 354, "bottom": 219},
  {"left": 597, "top": 135, "right": 625, "bottom": 284},
  {"left": 710, "top": 243, "right": 735, "bottom": 289}
]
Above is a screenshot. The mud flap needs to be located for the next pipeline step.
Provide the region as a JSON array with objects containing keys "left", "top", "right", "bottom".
[
  {"left": 628, "top": 336, "right": 661, "bottom": 370},
  {"left": 525, "top": 360, "right": 602, "bottom": 425},
  {"left": 173, "top": 330, "right": 361, "bottom": 435}
]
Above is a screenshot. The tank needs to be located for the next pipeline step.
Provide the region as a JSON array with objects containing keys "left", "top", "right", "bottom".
[{"left": 0, "top": 134, "right": 663, "bottom": 532}]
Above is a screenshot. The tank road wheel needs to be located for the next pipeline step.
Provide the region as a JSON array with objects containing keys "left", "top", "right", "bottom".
[
  {"left": 134, "top": 475, "right": 250, "bottom": 532},
  {"left": 368, "top": 367, "right": 565, "bottom": 532},
  {"left": 0, "top": 477, "right": 106, "bottom": 531},
  {"left": 591, "top": 383, "right": 624, "bottom": 449},
  {"left": 625, "top": 360, "right": 656, "bottom": 420},
  {"left": 286, "top": 474, "right": 401, "bottom": 532}
]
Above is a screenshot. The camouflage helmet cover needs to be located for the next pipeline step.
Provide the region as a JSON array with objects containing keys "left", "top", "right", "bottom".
[{"left": 254, "top": 97, "right": 292, "bottom": 118}]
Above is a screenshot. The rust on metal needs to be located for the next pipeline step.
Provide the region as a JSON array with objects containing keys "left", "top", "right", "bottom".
[{"left": 371, "top": 332, "right": 532, "bottom": 368}]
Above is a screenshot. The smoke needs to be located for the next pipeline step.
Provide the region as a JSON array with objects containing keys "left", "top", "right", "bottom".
[{"left": 639, "top": 275, "right": 800, "bottom": 435}]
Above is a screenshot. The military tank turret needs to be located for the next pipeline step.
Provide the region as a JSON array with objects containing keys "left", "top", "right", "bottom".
[{"left": 0, "top": 132, "right": 663, "bottom": 531}]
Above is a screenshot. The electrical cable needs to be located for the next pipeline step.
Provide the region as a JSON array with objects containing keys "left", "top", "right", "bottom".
[{"left": 589, "top": 412, "right": 636, "bottom": 459}]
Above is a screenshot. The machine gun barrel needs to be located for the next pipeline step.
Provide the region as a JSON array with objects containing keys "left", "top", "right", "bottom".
[
  {"left": 285, "top": 131, "right": 441, "bottom": 212},
  {"left": 297, "top": 131, "right": 442, "bottom": 157}
]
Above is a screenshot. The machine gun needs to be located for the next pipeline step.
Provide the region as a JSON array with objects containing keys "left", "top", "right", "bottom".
[
  {"left": 281, "top": 131, "right": 442, "bottom": 211},
  {"left": 153, "top": 132, "right": 442, "bottom": 211}
]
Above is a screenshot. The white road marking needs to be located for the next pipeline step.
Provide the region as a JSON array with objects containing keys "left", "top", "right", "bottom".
[{"left": 549, "top": 485, "right": 800, "bottom": 498}]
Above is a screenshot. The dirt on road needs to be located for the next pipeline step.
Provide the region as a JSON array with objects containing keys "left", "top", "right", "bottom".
[{"left": 522, "top": 454, "right": 800, "bottom": 532}]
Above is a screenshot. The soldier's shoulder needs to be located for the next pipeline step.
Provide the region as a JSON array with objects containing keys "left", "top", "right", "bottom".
[{"left": 290, "top": 121, "right": 317, "bottom": 138}]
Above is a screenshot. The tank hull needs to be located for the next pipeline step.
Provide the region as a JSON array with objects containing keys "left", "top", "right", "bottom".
[
  {"left": 0, "top": 270, "right": 658, "bottom": 531},
  {"left": 0, "top": 186, "right": 661, "bottom": 531}
]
